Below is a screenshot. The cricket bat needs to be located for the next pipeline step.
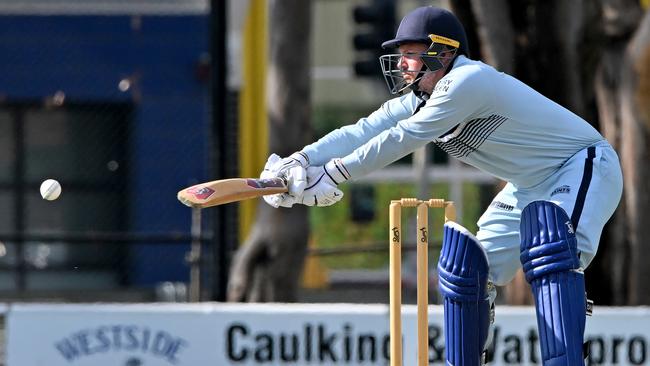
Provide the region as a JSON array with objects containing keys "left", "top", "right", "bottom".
[{"left": 177, "top": 177, "right": 288, "bottom": 208}]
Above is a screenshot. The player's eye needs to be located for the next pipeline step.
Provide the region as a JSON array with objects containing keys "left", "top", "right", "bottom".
[{"left": 400, "top": 52, "right": 420, "bottom": 60}]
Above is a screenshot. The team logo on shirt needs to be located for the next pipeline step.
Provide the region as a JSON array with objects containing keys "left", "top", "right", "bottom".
[
  {"left": 433, "top": 78, "right": 453, "bottom": 94},
  {"left": 490, "top": 201, "right": 514, "bottom": 212},
  {"left": 551, "top": 185, "right": 571, "bottom": 196}
]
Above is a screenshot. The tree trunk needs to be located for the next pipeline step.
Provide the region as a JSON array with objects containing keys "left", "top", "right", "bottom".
[
  {"left": 228, "top": 204, "right": 309, "bottom": 301},
  {"left": 467, "top": 0, "right": 515, "bottom": 73},
  {"left": 619, "top": 10, "right": 650, "bottom": 304},
  {"left": 593, "top": 27, "right": 631, "bottom": 306},
  {"left": 592, "top": 1, "right": 646, "bottom": 305},
  {"left": 227, "top": 0, "right": 312, "bottom": 302}
]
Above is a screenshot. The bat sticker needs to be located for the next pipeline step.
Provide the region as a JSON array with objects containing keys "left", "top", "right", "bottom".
[
  {"left": 187, "top": 186, "right": 215, "bottom": 200},
  {"left": 246, "top": 178, "right": 285, "bottom": 189}
]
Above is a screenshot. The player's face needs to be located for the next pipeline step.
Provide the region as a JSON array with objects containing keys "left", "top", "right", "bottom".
[
  {"left": 397, "top": 43, "right": 429, "bottom": 83},
  {"left": 397, "top": 42, "right": 454, "bottom": 94}
]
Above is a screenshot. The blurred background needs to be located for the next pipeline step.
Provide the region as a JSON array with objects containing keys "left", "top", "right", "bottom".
[{"left": 0, "top": 0, "right": 648, "bottom": 310}]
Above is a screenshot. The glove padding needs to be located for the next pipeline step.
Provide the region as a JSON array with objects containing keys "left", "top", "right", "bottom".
[
  {"left": 261, "top": 152, "right": 309, "bottom": 208},
  {"left": 299, "top": 159, "right": 350, "bottom": 207}
]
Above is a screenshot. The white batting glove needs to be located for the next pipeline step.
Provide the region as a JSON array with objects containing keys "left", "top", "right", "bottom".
[
  {"left": 260, "top": 152, "right": 310, "bottom": 208},
  {"left": 299, "top": 159, "right": 350, "bottom": 207},
  {"left": 277, "top": 152, "right": 310, "bottom": 195}
]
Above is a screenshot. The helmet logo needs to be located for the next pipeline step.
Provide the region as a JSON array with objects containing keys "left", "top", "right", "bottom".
[{"left": 428, "top": 34, "right": 460, "bottom": 48}]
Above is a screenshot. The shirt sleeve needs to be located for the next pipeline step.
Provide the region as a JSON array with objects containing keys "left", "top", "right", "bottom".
[
  {"left": 340, "top": 68, "right": 489, "bottom": 179},
  {"left": 301, "top": 94, "right": 417, "bottom": 166}
]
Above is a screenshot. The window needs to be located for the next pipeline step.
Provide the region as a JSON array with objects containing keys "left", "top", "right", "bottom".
[{"left": 0, "top": 102, "right": 131, "bottom": 291}]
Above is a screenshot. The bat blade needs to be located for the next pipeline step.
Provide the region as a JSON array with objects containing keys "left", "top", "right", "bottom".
[{"left": 177, "top": 177, "right": 288, "bottom": 208}]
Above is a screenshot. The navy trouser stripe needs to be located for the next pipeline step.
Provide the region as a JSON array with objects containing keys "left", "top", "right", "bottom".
[{"left": 571, "top": 146, "right": 596, "bottom": 230}]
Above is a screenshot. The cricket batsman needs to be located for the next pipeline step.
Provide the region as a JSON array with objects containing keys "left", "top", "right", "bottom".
[{"left": 261, "top": 6, "right": 623, "bottom": 365}]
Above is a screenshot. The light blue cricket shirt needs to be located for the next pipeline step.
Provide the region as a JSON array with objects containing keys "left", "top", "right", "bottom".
[{"left": 301, "top": 56, "right": 604, "bottom": 188}]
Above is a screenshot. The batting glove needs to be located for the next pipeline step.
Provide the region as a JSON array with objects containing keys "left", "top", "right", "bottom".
[
  {"left": 299, "top": 159, "right": 350, "bottom": 207},
  {"left": 260, "top": 152, "right": 310, "bottom": 208}
]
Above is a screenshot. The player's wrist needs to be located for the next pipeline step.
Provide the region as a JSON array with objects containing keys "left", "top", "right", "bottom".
[
  {"left": 324, "top": 158, "right": 351, "bottom": 185},
  {"left": 289, "top": 151, "right": 310, "bottom": 167}
]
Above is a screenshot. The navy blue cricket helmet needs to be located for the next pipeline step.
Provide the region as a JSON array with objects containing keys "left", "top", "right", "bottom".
[
  {"left": 381, "top": 6, "right": 469, "bottom": 56},
  {"left": 379, "top": 6, "right": 469, "bottom": 94}
]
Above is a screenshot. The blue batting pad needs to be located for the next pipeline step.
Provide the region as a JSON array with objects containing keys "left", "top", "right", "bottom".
[
  {"left": 520, "top": 200, "right": 586, "bottom": 366},
  {"left": 438, "top": 221, "right": 490, "bottom": 366}
]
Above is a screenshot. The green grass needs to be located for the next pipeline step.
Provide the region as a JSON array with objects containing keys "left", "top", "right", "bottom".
[{"left": 309, "top": 182, "right": 489, "bottom": 269}]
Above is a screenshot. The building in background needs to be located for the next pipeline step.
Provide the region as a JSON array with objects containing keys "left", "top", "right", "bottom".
[{"left": 0, "top": 0, "right": 211, "bottom": 298}]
